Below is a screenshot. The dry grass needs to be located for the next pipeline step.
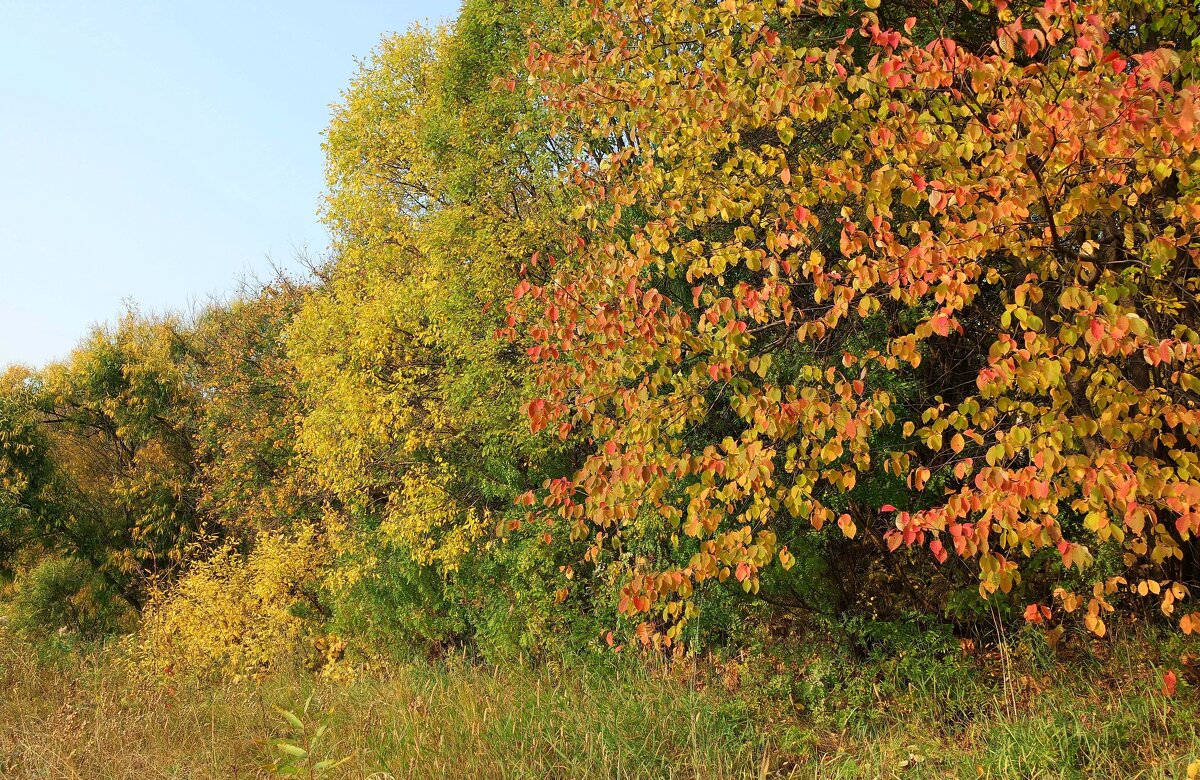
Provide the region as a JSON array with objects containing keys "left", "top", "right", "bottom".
[
  {"left": 2, "top": 626, "right": 1199, "bottom": 779},
  {"left": 0, "top": 631, "right": 771, "bottom": 779}
]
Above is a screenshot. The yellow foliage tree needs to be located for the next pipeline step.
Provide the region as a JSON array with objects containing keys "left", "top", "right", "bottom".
[
  {"left": 17, "top": 310, "right": 202, "bottom": 609},
  {"left": 192, "top": 280, "right": 322, "bottom": 541},
  {"left": 291, "top": 3, "right": 568, "bottom": 575}
]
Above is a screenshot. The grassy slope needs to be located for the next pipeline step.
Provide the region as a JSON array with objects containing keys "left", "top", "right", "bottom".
[{"left": 1, "top": 627, "right": 1198, "bottom": 779}]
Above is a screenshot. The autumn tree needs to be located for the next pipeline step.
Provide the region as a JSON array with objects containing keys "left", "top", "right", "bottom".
[
  {"left": 191, "top": 278, "right": 322, "bottom": 543},
  {"left": 513, "top": 0, "right": 1200, "bottom": 645},
  {"left": 289, "top": 0, "right": 602, "bottom": 655},
  {"left": 0, "top": 311, "right": 202, "bottom": 609},
  {"left": 0, "top": 367, "right": 54, "bottom": 576}
]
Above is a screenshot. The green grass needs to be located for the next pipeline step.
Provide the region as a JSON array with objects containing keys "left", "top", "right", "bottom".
[{"left": 0, "top": 625, "right": 1197, "bottom": 779}]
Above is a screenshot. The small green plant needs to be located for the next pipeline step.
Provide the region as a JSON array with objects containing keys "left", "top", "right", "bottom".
[{"left": 269, "top": 694, "right": 350, "bottom": 778}]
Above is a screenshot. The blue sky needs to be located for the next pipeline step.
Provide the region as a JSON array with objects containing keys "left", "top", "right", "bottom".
[{"left": 0, "top": 0, "right": 459, "bottom": 367}]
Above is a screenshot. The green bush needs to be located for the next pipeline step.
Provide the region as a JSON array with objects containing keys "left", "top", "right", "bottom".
[
  {"left": 6, "top": 556, "right": 133, "bottom": 639},
  {"left": 328, "top": 543, "right": 471, "bottom": 661},
  {"left": 328, "top": 527, "right": 612, "bottom": 665}
]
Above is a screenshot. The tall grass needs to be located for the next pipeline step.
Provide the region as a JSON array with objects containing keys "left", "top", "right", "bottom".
[
  {"left": 0, "top": 633, "right": 771, "bottom": 779},
  {"left": 0, "top": 626, "right": 1197, "bottom": 779}
]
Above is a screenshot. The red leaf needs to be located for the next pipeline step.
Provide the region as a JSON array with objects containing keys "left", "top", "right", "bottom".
[
  {"left": 1163, "top": 670, "right": 1178, "bottom": 697},
  {"left": 1023, "top": 603, "right": 1044, "bottom": 624}
]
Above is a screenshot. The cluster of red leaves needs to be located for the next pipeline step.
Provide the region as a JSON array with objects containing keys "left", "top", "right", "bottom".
[{"left": 508, "top": 0, "right": 1200, "bottom": 644}]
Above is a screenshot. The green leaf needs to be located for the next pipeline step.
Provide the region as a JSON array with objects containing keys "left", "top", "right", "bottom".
[
  {"left": 276, "top": 742, "right": 308, "bottom": 758},
  {"left": 276, "top": 707, "right": 305, "bottom": 731}
]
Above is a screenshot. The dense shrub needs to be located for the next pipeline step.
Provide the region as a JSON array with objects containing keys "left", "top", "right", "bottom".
[
  {"left": 5, "top": 557, "right": 133, "bottom": 639},
  {"left": 137, "top": 526, "right": 328, "bottom": 680}
]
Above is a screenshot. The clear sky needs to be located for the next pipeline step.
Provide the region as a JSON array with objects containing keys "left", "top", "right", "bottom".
[{"left": 0, "top": 0, "right": 460, "bottom": 367}]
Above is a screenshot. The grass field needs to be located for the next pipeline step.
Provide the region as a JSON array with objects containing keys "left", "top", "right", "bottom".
[{"left": 1, "top": 626, "right": 1198, "bottom": 779}]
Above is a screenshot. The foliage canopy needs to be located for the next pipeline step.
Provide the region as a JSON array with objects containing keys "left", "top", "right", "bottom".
[{"left": 2, "top": 0, "right": 1199, "bottom": 675}]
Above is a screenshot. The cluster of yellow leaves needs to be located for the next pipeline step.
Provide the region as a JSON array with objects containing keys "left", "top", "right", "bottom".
[{"left": 138, "top": 525, "right": 328, "bottom": 680}]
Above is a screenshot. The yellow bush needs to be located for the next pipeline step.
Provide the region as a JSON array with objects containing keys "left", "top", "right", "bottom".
[{"left": 138, "top": 526, "right": 327, "bottom": 680}]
